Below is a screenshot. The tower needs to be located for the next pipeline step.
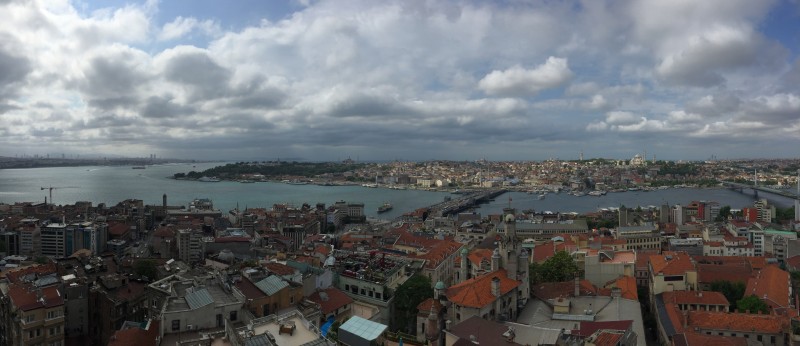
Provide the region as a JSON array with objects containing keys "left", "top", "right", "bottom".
[
  {"left": 491, "top": 248, "right": 500, "bottom": 272},
  {"left": 162, "top": 193, "right": 167, "bottom": 208},
  {"left": 425, "top": 301, "right": 440, "bottom": 345},
  {"left": 459, "top": 247, "right": 469, "bottom": 283},
  {"left": 519, "top": 248, "right": 530, "bottom": 301},
  {"left": 502, "top": 208, "right": 519, "bottom": 280}
]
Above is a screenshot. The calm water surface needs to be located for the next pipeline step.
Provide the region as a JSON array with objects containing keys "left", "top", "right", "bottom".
[{"left": 0, "top": 163, "right": 795, "bottom": 217}]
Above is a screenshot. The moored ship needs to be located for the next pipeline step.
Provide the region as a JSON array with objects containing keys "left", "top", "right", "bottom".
[{"left": 377, "top": 202, "right": 393, "bottom": 213}]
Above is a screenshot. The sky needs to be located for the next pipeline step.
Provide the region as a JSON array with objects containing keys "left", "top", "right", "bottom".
[{"left": 1, "top": 0, "right": 800, "bottom": 162}]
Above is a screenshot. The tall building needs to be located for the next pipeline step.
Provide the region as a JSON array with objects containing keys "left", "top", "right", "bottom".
[
  {"left": 176, "top": 229, "right": 205, "bottom": 263},
  {"left": 41, "top": 223, "right": 66, "bottom": 258}
]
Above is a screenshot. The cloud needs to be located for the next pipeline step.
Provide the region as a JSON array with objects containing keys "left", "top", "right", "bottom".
[
  {"left": 478, "top": 57, "right": 573, "bottom": 96},
  {"left": 158, "top": 16, "right": 220, "bottom": 41}
]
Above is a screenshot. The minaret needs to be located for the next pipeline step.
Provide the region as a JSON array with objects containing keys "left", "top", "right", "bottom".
[
  {"left": 491, "top": 248, "right": 501, "bottom": 272},
  {"left": 503, "top": 208, "right": 518, "bottom": 279},
  {"left": 425, "top": 301, "right": 440, "bottom": 345},
  {"left": 519, "top": 248, "right": 530, "bottom": 301},
  {"left": 459, "top": 247, "right": 469, "bottom": 283}
]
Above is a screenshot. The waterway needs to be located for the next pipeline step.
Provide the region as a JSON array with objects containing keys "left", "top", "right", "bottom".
[{"left": 0, "top": 163, "right": 796, "bottom": 218}]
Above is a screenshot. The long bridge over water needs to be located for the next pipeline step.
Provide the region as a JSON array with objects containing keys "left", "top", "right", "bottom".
[{"left": 721, "top": 181, "right": 799, "bottom": 200}]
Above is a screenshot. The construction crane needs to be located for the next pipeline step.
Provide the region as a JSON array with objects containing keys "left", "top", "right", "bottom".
[{"left": 40, "top": 186, "right": 78, "bottom": 205}]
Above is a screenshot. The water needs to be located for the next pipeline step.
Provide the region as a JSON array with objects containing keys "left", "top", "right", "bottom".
[
  {"left": 0, "top": 163, "right": 795, "bottom": 217},
  {"left": 475, "top": 188, "right": 796, "bottom": 215},
  {"left": 0, "top": 163, "right": 448, "bottom": 218}
]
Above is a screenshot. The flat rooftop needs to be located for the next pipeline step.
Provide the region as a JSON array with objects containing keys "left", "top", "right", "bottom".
[
  {"left": 512, "top": 297, "right": 646, "bottom": 346},
  {"left": 251, "top": 315, "right": 321, "bottom": 346}
]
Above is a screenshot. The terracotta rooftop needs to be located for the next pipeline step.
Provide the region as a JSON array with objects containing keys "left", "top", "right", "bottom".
[
  {"left": 108, "top": 320, "right": 160, "bottom": 346},
  {"left": 415, "top": 297, "right": 444, "bottom": 317},
  {"left": 308, "top": 287, "right": 354, "bottom": 315},
  {"left": 448, "top": 316, "right": 523, "bottom": 346},
  {"left": 108, "top": 222, "right": 131, "bottom": 236},
  {"left": 672, "top": 331, "right": 748, "bottom": 346},
  {"left": 590, "top": 330, "right": 624, "bottom": 346},
  {"left": 265, "top": 262, "right": 297, "bottom": 276},
  {"left": 234, "top": 276, "right": 266, "bottom": 300},
  {"left": 571, "top": 320, "right": 632, "bottom": 337},
  {"left": 446, "top": 269, "right": 520, "bottom": 308},
  {"left": 467, "top": 248, "right": 494, "bottom": 267},
  {"left": 688, "top": 311, "right": 788, "bottom": 334},
  {"left": 4, "top": 263, "right": 58, "bottom": 283},
  {"left": 745, "top": 265, "right": 790, "bottom": 309},
  {"left": 662, "top": 291, "right": 729, "bottom": 307},
  {"left": 649, "top": 251, "right": 695, "bottom": 276},
  {"left": 532, "top": 279, "right": 597, "bottom": 300},
  {"left": 8, "top": 283, "right": 64, "bottom": 311}
]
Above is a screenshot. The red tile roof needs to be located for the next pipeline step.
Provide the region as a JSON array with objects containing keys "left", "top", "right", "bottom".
[
  {"left": 591, "top": 331, "right": 624, "bottom": 346},
  {"left": 416, "top": 297, "right": 444, "bottom": 317},
  {"left": 572, "top": 320, "right": 632, "bottom": 337},
  {"left": 265, "top": 262, "right": 297, "bottom": 276},
  {"left": 467, "top": 249, "right": 494, "bottom": 267},
  {"left": 672, "top": 331, "right": 748, "bottom": 346},
  {"left": 108, "top": 320, "right": 160, "bottom": 346},
  {"left": 688, "top": 311, "right": 789, "bottom": 334},
  {"left": 662, "top": 291, "right": 729, "bottom": 307},
  {"left": 4, "top": 263, "right": 58, "bottom": 283},
  {"left": 745, "top": 265, "right": 790, "bottom": 309},
  {"left": 649, "top": 252, "right": 695, "bottom": 276},
  {"left": 108, "top": 222, "right": 131, "bottom": 236},
  {"left": 446, "top": 269, "right": 520, "bottom": 308},
  {"left": 308, "top": 287, "right": 354, "bottom": 315},
  {"left": 235, "top": 276, "right": 266, "bottom": 300},
  {"left": 7, "top": 283, "right": 64, "bottom": 311}
]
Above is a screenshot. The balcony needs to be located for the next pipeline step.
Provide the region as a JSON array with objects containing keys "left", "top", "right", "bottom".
[{"left": 44, "top": 315, "right": 64, "bottom": 326}]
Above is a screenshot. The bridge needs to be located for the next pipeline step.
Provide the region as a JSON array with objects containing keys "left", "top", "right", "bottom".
[{"left": 721, "top": 181, "right": 799, "bottom": 200}]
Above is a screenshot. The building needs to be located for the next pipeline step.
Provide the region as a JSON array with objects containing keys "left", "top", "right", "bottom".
[
  {"left": 648, "top": 252, "right": 697, "bottom": 302},
  {"left": 41, "top": 222, "right": 67, "bottom": 258},
  {"left": 338, "top": 315, "right": 387, "bottom": 346},
  {"left": 446, "top": 208, "right": 529, "bottom": 324},
  {"left": 235, "top": 274, "right": 303, "bottom": 317},
  {"left": 616, "top": 224, "right": 661, "bottom": 250},
  {"left": 176, "top": 229, "right": 204, "bottom": 263}
]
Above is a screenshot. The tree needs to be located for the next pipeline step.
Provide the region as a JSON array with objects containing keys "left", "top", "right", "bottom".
[
  {"left": 134, "top": 259, "right": 158, "bottom": 281},
  {"left": 736, "top": 295, "right": 770, "bottom": 314},
  {"left": 530, "top": 250, "right": 581, "bottom": 285},
  {"left": 709, "top": 280, "right": 745, "bottom": 310},
  {"left": 716, "top": 206, "right": 731, "bottom": 221},
  {"left": 393, "top": 275, "right": 433, "bottom": 334}
]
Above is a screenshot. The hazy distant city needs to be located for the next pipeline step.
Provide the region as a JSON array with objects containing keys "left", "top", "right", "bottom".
[{"left": 2, "top": 0, "right": 800, "bottom": 346}]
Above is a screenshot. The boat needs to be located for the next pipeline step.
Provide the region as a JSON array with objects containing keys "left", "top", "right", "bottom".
[
  {"left": 538, "top": 194, "right": 546, "bottom": 200},
  {"left": 588, "top": 191, "right": 603, "bottom": 196},
  {"left": 377, "top": 202, "right": 393, "bottom": 213},
  {"left": 239, "top": 180, "right": 255, "bottom": 183},
  {"left": 132, "top": 166, "right": 146, "bottom": 169},
  {"left": 287, "top": 180, "right": 308, "bottom": 185},
  {"left": 198, "top": 176, "right": 221, "bottom": 182}
]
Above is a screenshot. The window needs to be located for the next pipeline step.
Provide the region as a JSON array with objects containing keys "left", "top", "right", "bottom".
[
  {"left": 47, "top": 310, "right": 60, "bottom": 319},
  {"left": 230, "top": 311, "right": 237, "bottom": 321},
  {"left": 172, "top": 320, "right": 180, "bottom": 331},
  {"left": 36, "top": 329, "right": 42, "bottom": 337},
  {"left": 26, "top": 315, "right": 35, "bottom": 322},
  {"left": 757, "top": 335, "right": 762, "bottom": 341},
  {"left": 290, "top": 296, "right": 294, "bottom": 303}
]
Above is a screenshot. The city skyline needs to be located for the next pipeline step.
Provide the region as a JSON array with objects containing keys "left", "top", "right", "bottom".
[{"left": 1, "top": 0, "right": 800, "bottom": 161}]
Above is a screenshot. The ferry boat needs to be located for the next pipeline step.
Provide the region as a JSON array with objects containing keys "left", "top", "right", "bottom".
[
  {"left": 198, "top": 176, "right": 221, "bottom": 182},
  {"left": 538, "top": 194, "right": 546, "bottom": 200},
  {"left": 131, "top": 166, "right": 146, "bottom": 169},
  {"left": 286, "top": 180, "right": 308, "bottom": 185},
  {"left": 377, "top": 202, "right": 393, "bottom": 213}
]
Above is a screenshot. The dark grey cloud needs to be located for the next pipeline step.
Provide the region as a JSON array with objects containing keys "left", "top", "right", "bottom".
[
  {"left": 164, "top": 50, "right": 231, "bottom": 100},
  {"left": 81, "top": 53, "right": 149, "bottom": 110},
  {"left": 328, "top": 93, "right": 417, "bottom": 118},
  {"left": 0, "top": 46, "right": 31, "bottom": 100},
  {"left": 140, "top": 95, "right": 195, "bottom": 118},
  {"left": 30, "top": 127, "right": 63, "bottom": 137}
]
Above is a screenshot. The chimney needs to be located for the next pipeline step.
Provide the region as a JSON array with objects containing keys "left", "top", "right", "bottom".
[
  {"left": 492, "top": 277, "right": 501, "bottom": 297},
  {"left": 682, "top": 310, "right": 688, "bottom": 329},
  {"left": 574, "top": 276, "right": 580, "bottom": 297}
]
